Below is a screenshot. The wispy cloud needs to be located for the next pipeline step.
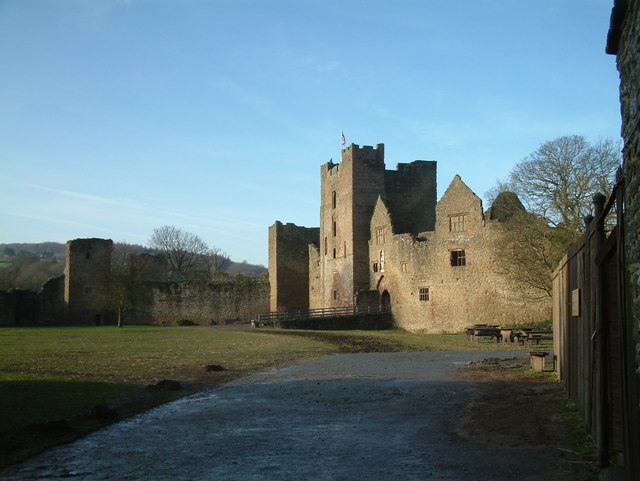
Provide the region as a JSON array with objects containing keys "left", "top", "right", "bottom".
[
  {"left": 20, "top": 183, "right": 146, "bottom": 210},
  {"left": 18, "top": 183, "right": 265, "bottom": 239},
  {"left": 6, "top": 211, "right": 113, "bottom": 234}
]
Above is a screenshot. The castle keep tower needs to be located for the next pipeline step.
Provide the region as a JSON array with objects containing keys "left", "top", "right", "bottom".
[
  {"left": 319, "top": 144, "right": 385, "bottom": 307},
  {"left": 316, "top": 143, "right": 437, "bottom": 308},
  {"left": 64, "top": 238, "right": 113, "bottom": 324}
]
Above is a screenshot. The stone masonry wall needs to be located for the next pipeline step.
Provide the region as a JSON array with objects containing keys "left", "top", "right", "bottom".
[
  {"left": 616, "top": 0, "right": 640, "bottom": 411},
  {"left": 308, "top": 244, "right": 322, "bottom": 309},
  {"left": 0, "top": 289, "right": 38, "bottom": 326},
  {"left": 384, "top": 160, "right": 437, "bottom": 235},
  {"left": 38, "top": 274, "right": 65, "bottom": 323},
  {"left": 269, "top": 221, "right": 319, "bottom": 312},
  {"left": 133, "top": 277, "right": 269, "bottom": 325}
]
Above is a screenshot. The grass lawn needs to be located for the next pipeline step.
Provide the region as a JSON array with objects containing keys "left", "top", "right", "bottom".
[{"left": 0, "top": 325, "right": 551, "bottom": 466}]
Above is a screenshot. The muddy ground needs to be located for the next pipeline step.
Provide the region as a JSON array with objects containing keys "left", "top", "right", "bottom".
[
  {"left": 1, "top": 351, "right": 599, "bottom": 481},
  {"left": 457, "top": 357, "right": 597, "bottom": 479}
]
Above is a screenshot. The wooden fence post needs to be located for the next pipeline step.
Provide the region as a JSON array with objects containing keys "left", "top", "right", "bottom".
[{"left": 592, "top": 192, "right": 609, "bottom": 468}]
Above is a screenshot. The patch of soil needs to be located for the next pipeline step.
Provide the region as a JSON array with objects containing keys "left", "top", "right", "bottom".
[
  {"left": 457, "top": 357, "right": 598, "bottom": 480},
  {"left": 258, "top": 330, "right": 406, "bottom": 353}
]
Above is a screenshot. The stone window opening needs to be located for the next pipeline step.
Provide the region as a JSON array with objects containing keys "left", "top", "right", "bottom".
[
  {"left": 324, "top": 237, "right": 328, "bottom": 255},
  {"left": 450, "top": 249, "right": 466, "bottom": 266},
  {"left": 343, "top": 242, "right": 347, "bottom": 258},
  {"left": 332, "top": 218, "right": 337, "bottom": 237},
  {"left": 372, "top": 261, "right": 379, "bottom": 273},
  {"left": 333, "top": 289, "right": 337, "bottom": 300},
  {"left": 379, "top": 250, "right": 385, "bottom": 272},
  {"left": 85, "top": 252, "right": 91, "bottom": 260},
  {"left": 332, "top": 248, "right": 336, "bottom": 259},
  {"left": 401, "top": 262, "right": 408, "bottom": 273},
  {"left": 449, "top": 214, "right": 468, "bottom": 232},
  {"left": 375, "top": 226, "right": 386, "bottom": 245},
  {"left": 332, "top": 191, "right": 337, "bottom": 209},
  {"left": 419, "top": 287, "right": 430, "bottom": 301}
]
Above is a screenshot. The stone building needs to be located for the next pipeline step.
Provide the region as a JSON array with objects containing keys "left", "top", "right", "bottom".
[{"left": 269, "top": 143, "right": 549, "bottom": 332}]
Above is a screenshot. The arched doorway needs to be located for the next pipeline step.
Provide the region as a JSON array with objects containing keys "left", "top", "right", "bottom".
[{"left": 381, "top": 290, "right": 391, "bottom": 311}]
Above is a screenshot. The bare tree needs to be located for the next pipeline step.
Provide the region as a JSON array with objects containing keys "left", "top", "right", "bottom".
[
  {"left": 104, "top": 243, "right": 150, "bottom": 327},
  {"left": 205, "top": 247, "right": 231, "bottom": 279},
  {"left": 490, "top": 135, "right": 621, "bottom": 240},
  {"left": 487, "top": 135, "right": 621, "bottom": 297},
  {"left": 496, "top": 211, "right": 573, "bottom": 297},
  {"left": 148, "top": 225, "right": 211, "bottom": 280}
]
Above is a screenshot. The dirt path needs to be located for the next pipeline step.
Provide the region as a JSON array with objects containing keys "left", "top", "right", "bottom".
[{"left": 1, "top": 352, "right": 596, "bottom": 480}]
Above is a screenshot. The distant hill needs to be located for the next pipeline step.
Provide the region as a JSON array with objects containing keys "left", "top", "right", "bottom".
[
  {"left": 1, "top": 242, "right": 66, "bottom": 259},
  {"left": 225, "top": 261, "right": 267, "bottom": 277}
]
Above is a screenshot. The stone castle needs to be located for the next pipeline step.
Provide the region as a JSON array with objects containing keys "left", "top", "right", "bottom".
[{"left": 269, "top": 143, "right": 549, "bottom": 331}]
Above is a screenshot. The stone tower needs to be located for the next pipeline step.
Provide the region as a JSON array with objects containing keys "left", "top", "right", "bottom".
[
  {"left": 318, "top": 144, "right": 386, "bottom": 307},
  {"left": 315, "top": 143, "right": 437, "bottom": 308},
  {"left": 64, "top": 238, "right": 113, "bottom": 324}
]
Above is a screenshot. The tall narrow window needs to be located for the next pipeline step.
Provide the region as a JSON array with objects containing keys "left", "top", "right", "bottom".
[
  {"left": 372, "top": 262, "right": 379, "bottom": 273},
  {"left": 85, "top": 252, "right": 91, "bottom": 260},
  {"left": 449, "top": 214, "right": 467, "bottom": 232},
  {"left": 332, "top": 191, "right": 337, "bottom": 209},
  {"left": 324, "top": 237, "right": 327, "bottom": 255},
  {"left": 343, "top": 242, "right": 346, "bottom": 258},
  {"left": 375, "top": 226, "right": 386, "bottom": 245},
  {"left": 379, "top": 250, "right": 385, "bottom": 272},
  {"left": 419, "top": 287, "right": 430, "bottom": 301},
  {"left": 401, "top": 262, "right": 408, "bottom": 273},
  {"left": 450, "top": 249, "right": 466, "bottom": 266},
  {"left": 333, "top": 289, "right": 337, "bottom": 300},
  {"left": 332, "top": 248, "right": 336, "bottom": 258},
  {"left": 332, "top": 219, "right": 337, "bottom": 237}
]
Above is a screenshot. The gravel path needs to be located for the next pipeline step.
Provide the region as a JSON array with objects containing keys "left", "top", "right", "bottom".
[{"left": 2, "top": 351, "right": 574, "bottom": 480}]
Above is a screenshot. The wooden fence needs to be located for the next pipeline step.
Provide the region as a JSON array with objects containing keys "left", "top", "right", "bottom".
[
  {"left": 255, "top": 305, "right": 392, "bottom": 330},
  {"left": 552, "top": 171, "right": 639, "bottom": 474}
]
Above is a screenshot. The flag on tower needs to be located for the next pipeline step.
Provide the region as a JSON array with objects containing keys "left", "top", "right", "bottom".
[{"left": 341, "top": 131, "right": 346, "bottom": 146}]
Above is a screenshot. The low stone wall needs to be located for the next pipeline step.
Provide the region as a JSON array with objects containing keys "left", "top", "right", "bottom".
[
  {"left": 0, "top": 289, "right": 39, "bottom": 326},
  {"left": 132, "top": 277, "right": 270, "bottom": 326}
]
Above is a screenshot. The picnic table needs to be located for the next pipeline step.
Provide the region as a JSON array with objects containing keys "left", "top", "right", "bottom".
[
  {"left": 518, "top": 329, "right": 553, "bottom": 347},
  {"left": 465, "top": 324, "right": 502, "bottom": 343}
]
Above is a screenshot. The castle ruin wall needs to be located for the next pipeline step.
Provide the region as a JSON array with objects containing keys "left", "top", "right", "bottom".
[{"left": 269, "top": 221, "right": 319, "bottom": 311}]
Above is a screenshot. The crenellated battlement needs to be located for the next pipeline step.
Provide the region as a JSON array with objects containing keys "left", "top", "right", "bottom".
[{"left": 341, "top": 143, "right": 385, "bottom": 163}]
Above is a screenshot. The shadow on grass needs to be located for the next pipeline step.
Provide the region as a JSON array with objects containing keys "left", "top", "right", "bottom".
[{"left": 0, "top": 378, "right": 143, "bottom": 466}]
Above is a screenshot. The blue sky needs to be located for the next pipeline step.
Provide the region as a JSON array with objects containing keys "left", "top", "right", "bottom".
[{"left": 0, "top": 0, "right": 622, "bottom": 266}]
